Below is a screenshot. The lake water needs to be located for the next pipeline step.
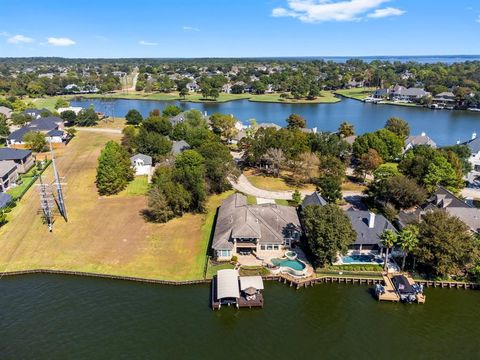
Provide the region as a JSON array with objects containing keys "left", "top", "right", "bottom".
[
  {"left": 71, "top": 97, "right": 480, "bottom": 146},
  {"left": 1, "top": 274, "right": 478, "bottom": 359}
]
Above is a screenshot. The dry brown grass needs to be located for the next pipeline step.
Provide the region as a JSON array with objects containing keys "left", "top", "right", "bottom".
[{"left": 0, "top": 131, "right": 227, "bottom": 280}]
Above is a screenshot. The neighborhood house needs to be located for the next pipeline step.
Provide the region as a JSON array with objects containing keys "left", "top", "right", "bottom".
[
  {"left": 130, "top": 153, "right": 152, "bottom": 176},
  {"left": 0, "top": 160, "right": 19, "bottom": 192},
  {"left": 0, "top": 148, "right": 34, "bottom": 173},
  {"left": 212, "top": 193, "right": 302, "bottom": 260},
  {"left": 7, "top": 117, "right": 66, "bottom": 147}
]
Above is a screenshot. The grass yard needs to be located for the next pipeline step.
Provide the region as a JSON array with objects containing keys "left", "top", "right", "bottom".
[
  {"left": 117, "top": 176, "right": 149, "bottom": 197},
  {"left": 334, "top": 87, "right": 376, "bottom": 100},
  {"left": 244, "top": 169, "right": 316, "bottom": 192},
  {"left": 249, "top": 91, "right": 340, "bottom": 104},
  {"left": 28, "top": 96, "right": 74, "bottom": 111},
  {"left": 0, "top": 131, "right": 233, "bottom": 281},
  {"left": 205, "top": 261, "right": 235, "bottom": 279}
]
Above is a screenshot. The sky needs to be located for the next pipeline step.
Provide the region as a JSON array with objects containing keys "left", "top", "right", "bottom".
[{"left": 0, "top": 0, "right": 479, "bottom": 58}]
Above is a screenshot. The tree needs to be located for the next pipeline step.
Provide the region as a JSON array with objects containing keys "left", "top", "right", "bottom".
[
  {"left": 174, "top": 150, "right": 206, "bottom": 212},
  {"left": 318, "top": 155, "right": 346, "bottom": 180},
  {"left": 292, "top": 190, "right": 302, "bottom": 206},
  {"left": 142, "top": 116, "right": 173, "bottom": 136},
  {"left": 385, "top": 117, "right": 410, "bottom": 138},
  {"left": 125, "top": 109, "right": 143, "bottom": 125},
  {"left": 96, "top": 141, "right": 134, "bottom": 195},
  {"left": 136, "top": 128, "right": 172, "bottom": 161},
  {"left": 356, "top": 148, "right": 383, "bottom": 181},
  {"left": 121, "top": 125, "right": 138, "bottom": 153},
  {"left": 380, "top": 229, "right": 398, "bottom": 271},
  {"left": 338, "top": 122, "right": 354, "bottom": 137},
  {"left": 23, "top": 131, "right": 46, "bottom": 152},
  {"left": 54, "top": 98, "right": 69, "bottom": 109},
  {"left": 146, "top": 187, "right": 174, "bottom": 223},
  {"left": 398, "top": 225, "right": 419, "bottom": 271},
  {"left": 0, "top": 115, "right": 10, "bottom": 143},
  {"left": 373, "top": 163, "right": 400, "bottom": 180},
  {"left": 66, "top": 127, "right": 77, "bottom": 139},
  {"left": 197, "top": 141, "right": 237, "bottom": 194},
  {"left": 302, "top": 204, "right": 356, "bottom": 267},
  {"left": 316, "top": 175, "right": 342, "bottom": 203},
  {"left": 286, "top": 113, "right": 306, "bottom": 130},
  {"left": 179, "top": 87, "right": 189, "bottom": 99},
  {"left": 263, "top": 148, "right": 285, "bottom": 177},
  {"left": 296, "top": 152, "right": 320, "bottom": 184},
  {"left": 60, "top": 110, "right": 76, "bottom": 124},
  {"left": 353, "top": 129, "right": 403, "bottom": 161},
  {"left": 162, "top": 105, "right": 182, "bottom": 117},
  {"left": 415, "top": 210, "right": 479, "bottom": 277},
  {"left": 209, "top": 113, "right": 238, "bottom": 143},
  {"left": 75, "top": 107, "right": 99, "bottom": 127}
]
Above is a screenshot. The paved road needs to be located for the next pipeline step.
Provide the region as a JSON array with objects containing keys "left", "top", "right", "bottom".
[
  {"left": 461, "top": 187, "right": 480, "bottom": 199},
  {"left": 230, "top": 174, "right": 363, "bottom": 200},
  {"left": 74, "top": 127, "right": 122, "bottom": 134}
]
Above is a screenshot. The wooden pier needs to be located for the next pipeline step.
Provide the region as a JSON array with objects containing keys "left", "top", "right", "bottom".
[{"left": 376, "top": 273, "right": 426, "bottom": 304}]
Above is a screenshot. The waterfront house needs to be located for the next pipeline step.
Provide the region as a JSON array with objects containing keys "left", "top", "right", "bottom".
[
  {"left": 346, "top": 210, "right": 397, "bottom": 253},
  {"left": 432, "top": 92, "right": 456, "bottom": 108},
  {"left": 459, "top": 132, "right": 480, "bottom": 183},
  {"left": 0, "top": 148, "right": 34, "bottom": 173},
  {"left": 398, "top": 187, "right": 480, "bottom": 234},
  {"left": 372, "top": 88, "right": 390, "bottom": 100},
  {"left": 7, "top": 116, "right": 66, "bottom": 147},
  {"left": 391, "top": 86, "right": 430, "bottom": 103},
  {"left": 0, "top": 106, "right": 12, "bottom": 119},
  {"left": 212, "top": 193, "right": 302, "bottom": 260},
  {"left": 130, "top": 153, "right": 152, "bottom": 176},
  {"left": 23, "top": 108, "right": 50, "bottom": 119},
  {"left": 404, "top": 132, "right": 437, "bottom": 153},
  {"left": 0, "top": 160, "right": 19, "bottom": 192},
  {"left": 57, "top": 106, "right": 83, "bottom": 115}
]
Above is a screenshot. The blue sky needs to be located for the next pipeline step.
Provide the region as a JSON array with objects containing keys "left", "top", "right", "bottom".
[{"left": 0, "top": 0, "right": 479, "bottom": 58}]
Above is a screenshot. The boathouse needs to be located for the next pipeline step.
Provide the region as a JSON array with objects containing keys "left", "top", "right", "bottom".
[{"left": 212, "top": 269, "right": 264, "bottom": 309}]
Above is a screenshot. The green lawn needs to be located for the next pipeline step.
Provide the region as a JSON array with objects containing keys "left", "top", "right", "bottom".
[
  {"left": 205, "top": 261, "right": 235, "bottom": 279},
  {"left": 334, "top": 87, "right": 376, "bottom": 100},
  {"left": 249, "top": 91, "right": 340, "bottom": 104},
  {"left": 28, "top": 96, "right": 73, "bottom": 111},
  {"left": 7, "top": 165, "right": 45, "bottom": 200},
  {"left": 117, "top": 176, "right": 149, "bottom": 197}
]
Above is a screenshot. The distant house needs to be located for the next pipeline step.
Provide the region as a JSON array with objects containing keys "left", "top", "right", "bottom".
[
  {"left": 0, "top": 192, "right": 12, "bottom": 209},
  {"left": 7, "top": 117, "right": 66, "bottom": 147},
  {"left": 57, "top": 106, "right": 83, "bottom": 115},
  {"left": 186, "top": 81, "right": 200, "bottom": 92},
  {"left": 372, "top": 88, "right": 390, "bottom": 99},
  {"left": 0, "top": 106, "right": 12, "bottom": 119},
  {"left": 432, "top": 92, "right": 456, "bottom": 108},
  {"left": 0, "top": 160, "right": 19, "bottom": 192},
  {"left": 212, "top": 193, "right": 302, "bottom": 260},
  {"left": 398, "top": 187, "right": 480, "bottom": 234},
  {"left": 459, "top": 133, "right": 480, "bottom": 183},
  {"left": 130, "top": 153, "right": 152, "bottom": 176},
  {"left": 23, "top": 108, "right": 50, "bottom": 119},
  {"left": 391, "top": 86, "right": 430, "bottom": 102},
  {"left": 404, "top": 132, "right": 437, "bottom": 153},
  {"left": 346, "top": 210, "right": 397, "bottom": 252},
  {"left": 257, "top": 123, "right": 281, "bottom": 131},
  {"left": 169, "top": 111, "right": 208, "bottom": 126},
  {"left": 0, "top": 148, "right": 34, "bottom": 173},
  {"left": 171, "top": 140, "right": 190, "bottom": 155}
]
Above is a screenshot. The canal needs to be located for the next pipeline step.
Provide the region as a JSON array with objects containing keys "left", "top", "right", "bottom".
[
  {"left": 1, "top": 274, "right": 478, "bottom": 359},
  {"left": 72, "top": 97, "right": 480, "bottom": 146}
]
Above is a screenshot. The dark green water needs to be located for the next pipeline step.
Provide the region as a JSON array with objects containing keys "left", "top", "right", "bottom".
[{"left": 1, "top": 275, "right": 479, "bottom": 359}]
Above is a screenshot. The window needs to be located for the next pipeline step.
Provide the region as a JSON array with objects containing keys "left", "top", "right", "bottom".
[
  {"left": 218, "top": 250, "right": 231, "bottom": 258},
  {"left": 260, "top": 245, "right": 266, "bottom": 250},
  {"left": 273, "top": 245, "right": 279, "bottom": 250},
  {"left": 267, "top": 245, "right": 273, "bottom": 250}
]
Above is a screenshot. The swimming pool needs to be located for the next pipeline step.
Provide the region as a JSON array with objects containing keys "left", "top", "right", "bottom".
[
  {"left": 271, "top": 258, "right": 306, "bottom": 271},
  {"left": 340, "top": 254, "right": 383, "bottom": 265}
]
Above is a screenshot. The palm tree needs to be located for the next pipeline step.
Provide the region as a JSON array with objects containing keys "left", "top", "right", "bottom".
[
  {"left": 397, "top": 225, "right": 419, "bottom": 271},
  {"left": 380, "top": 229, "right": 398, "bottom": 272}
]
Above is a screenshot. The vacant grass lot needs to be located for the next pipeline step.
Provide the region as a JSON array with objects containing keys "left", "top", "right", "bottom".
[
  {"left": 0, "top": 131, "right": 232, "bottom": 280},
  {"left": 249, "top": 91, "right": 340, "bottom": 104},
  {"left": 244, "top": 169, "right": 316, "bottom": 192},
  {"left": 334, "top": 87, "right": 376, "bottom": 100},
  {"left": 117, "top": 176, "right": 149, "bottom": 197}
]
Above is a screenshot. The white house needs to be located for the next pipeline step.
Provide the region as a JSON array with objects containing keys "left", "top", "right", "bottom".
[
  {"left": 459, "top": 132, "right": 480, "bottom": 183},
  {"left": 57, "top": 106, "right": 83, "bottom": 115},
  {"left": 130, "top": 153, "right": 152, "bottom": 176}
]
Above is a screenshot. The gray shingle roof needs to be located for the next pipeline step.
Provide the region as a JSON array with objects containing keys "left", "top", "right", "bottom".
[
  {"left": 405, "top": 134, "right": 437, "bottom": 148},
  {"left": 0, "top": 192, "right": 12, "bottom": 208},
  {"left": 460, "top": 136, "right": 480, "bottom": 154},
  {"left": 171, "top": 140, "right": 190, "bottom": 155},
  {"left": 346, "top": 210, "right": 396, "bottom": 246},
  {"left": 0, "top": 160, "right": 17, "bottom": 177},
  {"left": 302, "top": 192, "right": 327, "bottom": 208},
  {"left": 130, "top": 153, "right": 152, "bottom": 166},
  {"left": 8, "top": 117, "right": 63, "bottom": 142},
  {"left": 0, "top": 148, "right": 32, "bottom": 161},
  {"left": 212, "top": 193, "right": 302, "bottom": 251}
]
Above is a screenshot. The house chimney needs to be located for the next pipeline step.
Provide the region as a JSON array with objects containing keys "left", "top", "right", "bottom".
[
  {"left": 472, "top": 132, "right": 477, "bottom": 140},
  {"left": 368, "top": 212, "right": 375, "bottom": 228},
  {"left": 421, "top": 131, "right": 426, "bottom": 137}
]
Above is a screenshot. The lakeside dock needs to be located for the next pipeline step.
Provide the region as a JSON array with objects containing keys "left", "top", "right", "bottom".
[{"left": 376, "top": 273, "right": 426, "bottom": 304}]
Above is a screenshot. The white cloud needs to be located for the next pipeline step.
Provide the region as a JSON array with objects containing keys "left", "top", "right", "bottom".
[
  {"left": 272, "top": 0, "right": 404, "bottom": 23},
  {"left": 139, "top": 40, "right": 158, "bottom": 46},
  {"left": 367, "top": 7, "right": 405, "bottom": 18},
  {"left": 7, "top": 34, "right": 34, "bottom": 44},
  {"left": 0, "top": 31, "right": 10, "bottom": 37},
  {"left": 47, "top": 37, "right": 76, "bottom": 46},
  {"left": 182, "top": 26, "right": 200, "bottom": 32}
]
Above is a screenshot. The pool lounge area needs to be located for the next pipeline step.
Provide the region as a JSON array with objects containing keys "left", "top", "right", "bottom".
[{"left": 339, "top": 254, "right": 384, "bottom": 265}]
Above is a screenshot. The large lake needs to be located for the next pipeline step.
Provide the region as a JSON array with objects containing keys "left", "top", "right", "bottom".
[
  {"left": 72, "top": 97, "right": 480, "bottom": 146},
  {"left": 1, "top": 274, "right": 478, "bottom": 359}
]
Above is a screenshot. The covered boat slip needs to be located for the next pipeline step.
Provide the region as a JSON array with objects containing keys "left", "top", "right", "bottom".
[
  {"left": 212, "top": 269, "right": 264, "bottom": 310},
  {"left": 376, "top": 273, "right": 426, "bottom": 304}
]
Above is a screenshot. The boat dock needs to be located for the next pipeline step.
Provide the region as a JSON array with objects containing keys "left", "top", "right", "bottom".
[
  {"left": 375, "top": 273, "right": 426, "bottom": 304},
  {"left": 211, "top": 269, "right": 264, "bottom": 310}
]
